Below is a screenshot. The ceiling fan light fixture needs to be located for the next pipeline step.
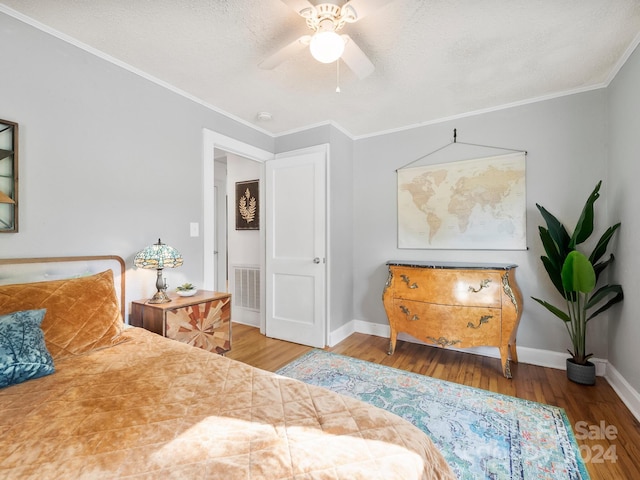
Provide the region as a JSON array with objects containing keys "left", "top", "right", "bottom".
[{"left": 309, "top": 30, "right": 345, "bottom": 63}]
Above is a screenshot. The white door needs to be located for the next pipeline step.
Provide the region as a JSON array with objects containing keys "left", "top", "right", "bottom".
[{"left": 265, "top": 146, "right": 326, "bottom": 347}]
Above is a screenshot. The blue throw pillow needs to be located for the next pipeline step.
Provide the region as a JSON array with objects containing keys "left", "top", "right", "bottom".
[{"left": 0, "top": 309, "right": 54, "bottom": 388}]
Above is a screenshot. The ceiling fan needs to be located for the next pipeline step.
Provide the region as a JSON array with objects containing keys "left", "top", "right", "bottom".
[{"left": 259, "top": 0, "right": 391, "bottom": 79}]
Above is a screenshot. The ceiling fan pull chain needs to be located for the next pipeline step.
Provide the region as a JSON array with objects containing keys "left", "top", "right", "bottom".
[{"left": 336, "top": 59, "right": 341, "bottom": 93}]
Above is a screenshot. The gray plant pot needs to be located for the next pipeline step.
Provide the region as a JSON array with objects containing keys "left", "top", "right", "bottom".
[{"left": 566, "top": 358, "right": 596, "bottom": 385}]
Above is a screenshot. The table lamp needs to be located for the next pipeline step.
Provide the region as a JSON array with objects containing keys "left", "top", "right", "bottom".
[{"left": 134, "top": 238, "right": 183, "bottom": 303}]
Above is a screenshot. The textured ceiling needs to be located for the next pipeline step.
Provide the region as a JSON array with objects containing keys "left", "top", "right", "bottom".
[{"left": 2, "top": 0, "right": 640, "bottom": 137}]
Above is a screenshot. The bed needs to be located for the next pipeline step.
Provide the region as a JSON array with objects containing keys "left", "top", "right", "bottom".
[{"left": 0, "top": 255, "right": 454, "bottom": 479}]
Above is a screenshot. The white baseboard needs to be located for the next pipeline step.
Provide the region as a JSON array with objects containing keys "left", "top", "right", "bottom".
[
  {"left": 604, "top": 363, "right": 640, "bottom": 422},
  {"left": 330, "top": 318, "right": 639, "bottom": 422},
  {"left": 328, "top": 321, "right": 351, "bottom": 347},
  {"left": 233, "top": 318, "right": 260, "bottom": 328},
  {"left": 328, "top": 318, "right": 390, "bottom": 346}
]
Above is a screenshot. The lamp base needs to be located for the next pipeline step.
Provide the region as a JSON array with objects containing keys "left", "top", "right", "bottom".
[
  {"left": 147, "top": 268, "right": 171, "bottom": 303},
  {"left": 148, "top": 290, "right": 172, "bottom": 304}
]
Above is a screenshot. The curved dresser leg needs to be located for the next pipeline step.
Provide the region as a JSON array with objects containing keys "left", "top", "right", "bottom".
[
  {"left": 510, "top": 341, "right": 518, "bottom": 364},
  {"left": 388, "top": 329, "right": 397, "bottom": 355},
  {"left": 499, "top": 345, "right": 512, "bottom": 379}
]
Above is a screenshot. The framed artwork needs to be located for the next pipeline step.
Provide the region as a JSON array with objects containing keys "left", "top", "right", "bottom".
[
  {"left": 235, "top": 180, "right": 259, "bottom": 230},
  {"left": 0, "top": 118, "right": 18, "bottom": 233}
]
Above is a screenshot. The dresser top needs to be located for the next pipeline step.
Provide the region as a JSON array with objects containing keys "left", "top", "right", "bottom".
[{"left": 386, "top": 260, "right": 517, "bottom": 270}]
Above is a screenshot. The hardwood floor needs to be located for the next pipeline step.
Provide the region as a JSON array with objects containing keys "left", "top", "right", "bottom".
[{"left": 227, "top": 323, "right": 640, "bottom": 479}]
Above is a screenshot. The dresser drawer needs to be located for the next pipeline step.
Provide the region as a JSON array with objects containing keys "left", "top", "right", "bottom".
[
  {"left": 390, "top": 266, "right": 502, "bottom": 307},
  {"left": 392, "top": 298, "right": 501, "bottom": 348}
]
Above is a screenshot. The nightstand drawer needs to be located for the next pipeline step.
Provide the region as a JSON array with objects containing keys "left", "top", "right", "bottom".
[
  {"left": 130, "top": 291, "right": 232, "bottom": 354},
  {"left": 165, "top": 297, "right": 231, "bottom": 354}
]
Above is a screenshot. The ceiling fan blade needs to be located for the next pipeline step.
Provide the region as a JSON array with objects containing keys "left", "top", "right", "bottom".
[
  {"left": 280, "top": 0, "right": 316, "bottom": 17},
  {"left": 341, "top": 0, "right": 394, "bottom": 22},
  {"left": 341, "top": 35, "right": 374, "bottom": 79},
  {"left": 259, "top": 35, "right": 311, "bottom": 69}
]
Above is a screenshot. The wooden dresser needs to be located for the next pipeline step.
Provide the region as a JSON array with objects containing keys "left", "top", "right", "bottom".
[
  {"left": 382, "top": 261, "right": 523, "bottom": 378},
  {"left": 130, "top": 291, "right": 231, "bottom": 354}
]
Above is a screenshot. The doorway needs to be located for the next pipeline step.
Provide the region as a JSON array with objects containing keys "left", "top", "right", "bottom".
[
  {"left": 202, "top": 129, "right": 271, "bottom": 332},
  {"left": 215, "top": 150, "right": 263, "bottom": 327},
  {"left": 202, "top": 129, "right": 328, "bottom": 345}
]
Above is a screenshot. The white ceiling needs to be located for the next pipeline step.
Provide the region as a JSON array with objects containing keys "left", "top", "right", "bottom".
[{"left": 2, "top": 0, "right": 640, "bottom": 138}]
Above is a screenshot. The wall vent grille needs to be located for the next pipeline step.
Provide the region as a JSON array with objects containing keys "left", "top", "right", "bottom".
[{"left": 233, "top": 265, "right": 260, "bottom": 311}]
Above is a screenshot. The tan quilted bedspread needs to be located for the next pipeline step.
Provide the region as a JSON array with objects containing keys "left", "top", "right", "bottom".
[{"left": 0, "top": 328, "right": 454, "bottom": 479}]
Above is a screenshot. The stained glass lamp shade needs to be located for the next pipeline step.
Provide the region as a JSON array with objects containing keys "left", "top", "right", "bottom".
[{"left": 134, "top": 238, "right": 183, "bottom": 303}]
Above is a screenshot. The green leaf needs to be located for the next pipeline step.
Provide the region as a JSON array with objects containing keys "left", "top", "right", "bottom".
[
  {"left": 592, "top": 253, "right": 613, "bottom": 282},
  {"left": 586, "top": 284, "right": 624, "bottom": 320},
  {"left": 570, "top": 181, "right": 601, "bottom": 248},
  {"left": 561, "top": 251, "right": 596, "bottom": 293},
  {"left": 541, "top": 255, "right": 564, "bottom": 296},
  {"left": 536, "top": 204, "right": 571, "bottom": 257},
  {"left": 531, "top": 297, "right": 571, "bottom": 322},
  {"left": 539, "top": 227, "right": 563, "bottom": 271},
  {"left": 589, "top": 223, "right": 620, "bottom": 265}
]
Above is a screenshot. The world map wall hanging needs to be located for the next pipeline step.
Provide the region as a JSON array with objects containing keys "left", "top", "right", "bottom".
[{"left": 397, "top": 152, "right": 526, "bottom": 250}]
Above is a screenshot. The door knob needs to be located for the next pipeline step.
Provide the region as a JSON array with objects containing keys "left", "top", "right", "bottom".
[{"left": 313, "top": 257, "right": 321, "bottom": 264}]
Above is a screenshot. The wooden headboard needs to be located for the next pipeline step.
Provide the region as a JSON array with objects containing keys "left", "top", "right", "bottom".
[{"left": 0, "top": 255, "right": 126, "bottom": 320}]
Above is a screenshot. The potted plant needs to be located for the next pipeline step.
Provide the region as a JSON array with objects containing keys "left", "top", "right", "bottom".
[
  {"left": 176, "top": 282, "right": 197, "bottom": 297},
  {"left": 531, "top": 181, "right": 623, "bottom": 384}
]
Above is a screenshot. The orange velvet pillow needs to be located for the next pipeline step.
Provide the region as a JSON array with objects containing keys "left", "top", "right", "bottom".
[{"left": 0, "top": 270, "right": 125, "bottom": 359}]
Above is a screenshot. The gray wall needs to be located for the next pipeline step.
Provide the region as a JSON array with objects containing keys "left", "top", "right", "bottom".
[
  {"left": 327, "top": 126, "right": 354, "bottom": 333},
  {"left": 0, "top": 12, "right": 272, "bottom": 304},
  {"left": 607, "top": 43, "right": 640, "bottom": 391},
  {"left": 352, "top": 91, "right": 611, "bottom": 359}
]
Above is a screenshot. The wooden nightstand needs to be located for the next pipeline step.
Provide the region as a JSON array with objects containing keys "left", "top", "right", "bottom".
[{"left": 130, "top": 290, "right": 232, "bottom": 354}]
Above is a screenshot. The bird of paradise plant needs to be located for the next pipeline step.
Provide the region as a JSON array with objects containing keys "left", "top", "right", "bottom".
[{"left": 531, "top": 181, "right": 623, "bottom": 365}]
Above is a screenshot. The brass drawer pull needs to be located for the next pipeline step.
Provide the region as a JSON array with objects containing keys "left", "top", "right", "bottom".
[
  {"left": 400, "top": 274, "right": 418, "bottom": 289},
  {"left": 467, "top": 315, "right": 492, "bottom": 329},
  {"left": 399, "top": 305, "right": 420, "bottom": 321},
  {"left": 427, "top": 336, "right": 461, "bottom": 347},
  {"left": 468, "top": 278, "right": 491, "bottom": 293}
]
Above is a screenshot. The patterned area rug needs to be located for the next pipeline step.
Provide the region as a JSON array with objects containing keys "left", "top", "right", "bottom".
[{"left": 277, "top": 350, "right": 589, "bottom": 480}]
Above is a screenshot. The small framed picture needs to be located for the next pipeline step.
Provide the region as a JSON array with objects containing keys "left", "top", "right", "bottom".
[{"left": 235, "top": 180, "right": 259, "bottom": 230}]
